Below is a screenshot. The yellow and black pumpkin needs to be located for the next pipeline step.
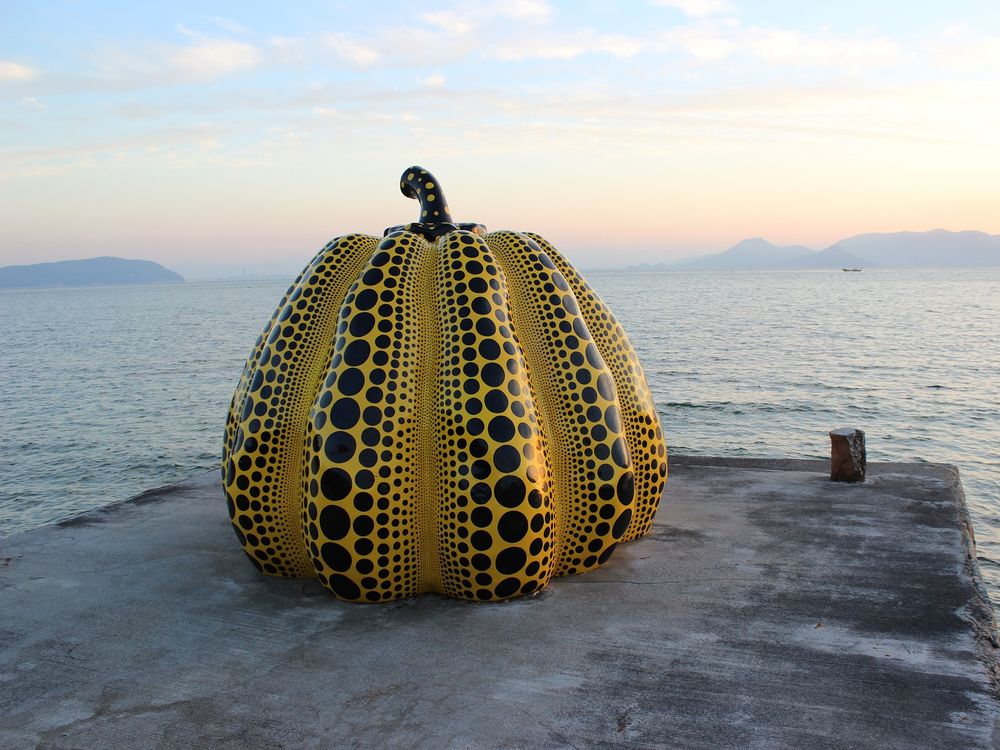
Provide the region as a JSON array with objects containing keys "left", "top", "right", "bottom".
[{"left": 223, "top": 167, "right": 667, "bottom": 602}]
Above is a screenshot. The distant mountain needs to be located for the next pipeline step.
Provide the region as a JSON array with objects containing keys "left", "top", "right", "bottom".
[
  {"left": 670, "top": 238, "right": 815, "bottom": 270},
  {"left": 782, "top": 244, "right": 870, "bottom": 270},
  {"left": 836, "top": 230, "right": 1000, "bottom": 268},
  {"left": 629, "top": 229, "right": 1000, "bottom": 271},
  {"left": 0, "top": 257, "right": 184, "bottom": 288}
]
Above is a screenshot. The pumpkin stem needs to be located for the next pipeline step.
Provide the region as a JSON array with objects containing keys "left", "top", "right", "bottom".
[
  {"left": 385, "top": 167, "right": 486, "bottom": 239},
  {"left": 399, "top": 166, "right": 456, "bottom": 225}
]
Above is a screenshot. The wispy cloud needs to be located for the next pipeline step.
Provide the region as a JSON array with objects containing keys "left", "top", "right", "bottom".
[
  {"left": 489, "top": 29, "right": 645, "bottom": 60},
  {"left": 324, "top": 33, "right": 381, "bottom": 67},
  {"left": 0, "top": 61, "right": 38, "bottom": 82},
  {"left": 206, "top": 16, "right": 249, "bottom": 35},
  {"left": 657, "top": 21, "right": 901, "bottom": 69},
  {"left": 649, "top": 0, "right": 737, "bottom": 19},
  {"left": 168, "top": 38, "right": 260, "bottom": 79}
]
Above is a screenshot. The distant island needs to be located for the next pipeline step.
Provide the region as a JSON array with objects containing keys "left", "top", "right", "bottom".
[
  {"left": 623, "top": 229, "right": 1000, "bottom": 271},
  {"left": 0, "top": 257, "right": 184, "bottom": 289}
]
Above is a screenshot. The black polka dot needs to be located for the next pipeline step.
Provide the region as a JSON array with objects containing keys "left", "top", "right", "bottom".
[
  {"left": 344, "top": 340, "right": 371, "bottom": 366},
  {"left": 496, "top": 547, "right": 527, "bottom": 574},
  {"left": 618, "top": 471, "right": 635, "bottom": 505},
  {"left": 354, "top": 289, "right": 377, "bottom": 310},
  {"left": 319, "top": 505, "right": 350, "bottom": 540},
  {"left": 472, "top": 460, "right": 492, "bottom": 479},
  {"left": 495, "top": 475, "right": 526, "bottom": 508},
  {"left": 338, "top": 368, "right": 364, "bottom": 396},
  {"left": 328, "top": 574, "right": 361, "bottom": 600},
  {"left": 471, "top": 482, "right": 492, "bottom": 504},
  {"left": 471, "top": 507, "right": 493, "bottom": 527},
  {"left": 349, "top": 313, "right": 375, "bottom": 337},
  {"left": 586, "top": 343, "right": 602, "bottom": 368},
  {"left": 353, "top": 515, "right": 374, "bottom": 536},
  {"left": 325, "top": 431, "right": 356, "bottom": 463},
  {"left": 496, "top": 578, "right": 521, "bottom": 597},
  {"left": 498, "top": 511, "right": 528, "bottom": 543},
  {"left": 488, "top": 416, "right": 515, "bottom": 442},
  {"left": 331, "top": 398, "right": 360, "bottom": 429},
  {"left": 321, "top": 542, "right": 352, "bottom": 572},
  {"left": 605, "top": 405, "right": 622, "bottom": 433},
  {"left": 321, "top": 468, "right": 351, "bottom": 501},
  {"left": 494, "top": 445, "right": 520, "bottom": 472},
  {"left": 611, "top": 437, "right": 630, "bottom": 468},
  {"left": 598, "top": 543, "right": 618, "bottom": 564},
  {"left": 612, "top": 508, "right": 633, "bottom": 539},
  {"left": 481, "top": 363, "right": 504, "bottom": 387},
  {"left": 479, "top": 340, "right": 500, "bottom": 360},
  {"left": 527, "top": 489, "right": 543, "bottom": 508},
  {"left": 471, "top": 530, "right": 493, "bottom": 551},
  {"left": 596, "top": 373, "right": 615, "bottom": 400},
  {"left": 484, "top": 389, "right": 508, "bottom": 413}
]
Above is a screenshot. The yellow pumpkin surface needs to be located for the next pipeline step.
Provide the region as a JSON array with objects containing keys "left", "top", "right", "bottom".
[{"left": 223, "top": 168, "right": 667, "bottom": 602}]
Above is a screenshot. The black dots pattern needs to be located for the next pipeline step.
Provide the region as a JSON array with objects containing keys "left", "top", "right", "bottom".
[
  {"left": 302, "top": 233, "right": 432, "bottom": 601},
  {"left": 434, "top": 231, "right": 554, "bottom": 600},
  {"left": 223, "top": 234, "right": 377, "bottom": 577},
  {"left": 224, "top": 225, "right": 666, "bottom": 602},
  {"left": 525, "top": 232, "right": 668, "bottom": 540},
  {"left": 486, "top": 230, "right": 634, "bottom": 577}
]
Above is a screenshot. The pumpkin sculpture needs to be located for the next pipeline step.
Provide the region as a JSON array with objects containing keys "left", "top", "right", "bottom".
[{"left": 223, "top": 167, "right": 667, "bottom": 602}]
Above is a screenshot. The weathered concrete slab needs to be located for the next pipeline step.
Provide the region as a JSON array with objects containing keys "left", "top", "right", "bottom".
[{"left": 1, "top": 457, "right": 998, "bottom": 749}]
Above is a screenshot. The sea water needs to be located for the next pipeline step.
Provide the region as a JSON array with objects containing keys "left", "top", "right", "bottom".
[{"left": 2, "top": 269, "right": 997, "bottom": 597}]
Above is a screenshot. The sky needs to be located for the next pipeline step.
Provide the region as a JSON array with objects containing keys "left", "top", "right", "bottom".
[{"left": 2, "top": 0, "right": 999, "bottom": 278}]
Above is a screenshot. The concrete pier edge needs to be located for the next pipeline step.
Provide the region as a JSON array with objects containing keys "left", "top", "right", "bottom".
[{"left": 670, "top": 454, "right": 1000, "bottom": 690}]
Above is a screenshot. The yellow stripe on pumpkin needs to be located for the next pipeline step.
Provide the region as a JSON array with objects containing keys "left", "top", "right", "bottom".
[{"left": 485, "top": 230, "right": 635, "bottom": 576}]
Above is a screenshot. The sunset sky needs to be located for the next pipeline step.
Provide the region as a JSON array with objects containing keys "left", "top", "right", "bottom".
[{"left": 2, "top": 0, "right": 999, "bottom": 277}]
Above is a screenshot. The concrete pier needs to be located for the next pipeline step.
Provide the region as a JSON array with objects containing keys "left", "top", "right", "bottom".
[{"left": 1, "top": 457, "right": 998, "bottom": 749}]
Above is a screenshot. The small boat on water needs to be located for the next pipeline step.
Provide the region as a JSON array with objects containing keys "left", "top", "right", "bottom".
[{"left": 842, "top": 267, "right": 862, "bottom": 272}]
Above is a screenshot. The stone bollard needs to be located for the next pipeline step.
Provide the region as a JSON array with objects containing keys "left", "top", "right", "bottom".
[{"left": 830, "top": 428, "right": 866, "bottom": 482}]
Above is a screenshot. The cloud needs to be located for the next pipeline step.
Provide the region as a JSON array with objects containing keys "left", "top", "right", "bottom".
[
  {"left": 169, "top": 39, "right": 260, "bottom": 79},
  {"left": 657, "top": 22, "right": 901, "bottom": 69},
  {"left": 650, "top": 0, "right": 737, "bottom": 18},
  {"left": 0, "top": 61, "right": 38, "bottom": 81},
  {"left": 741, "top": 26, "right": 900, "bottom": 67},
  {"left": 499, "top": 0, "right": 553, "bottom": 21},
  {"left": 489, "top": 30, "right": 645, "bottom": 60},
  {"left": 206, "top": 16, "right": 249, "bottom": 35},
  {"left": 324, "top": 33, "right": 381, "bottom": 66}
]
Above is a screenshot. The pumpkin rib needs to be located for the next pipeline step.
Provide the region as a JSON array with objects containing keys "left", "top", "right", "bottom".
[
  {"left": 224, "top": 234, "right": 376, "bottom": 578},
  {"left": 525, "top": 233, "right": 668, "bottom": 541},
  {"left": 303, "top": 232, "right": 431, "bottom": 601},
  {"left": 433, "top": 231, "right": 555, "bottom": 600},
  {"left": 485, "top": 230, "right": 634, "bottom": 577},
  {"left": 224, "top": 253, "right": 320, "bottom": 482}
]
